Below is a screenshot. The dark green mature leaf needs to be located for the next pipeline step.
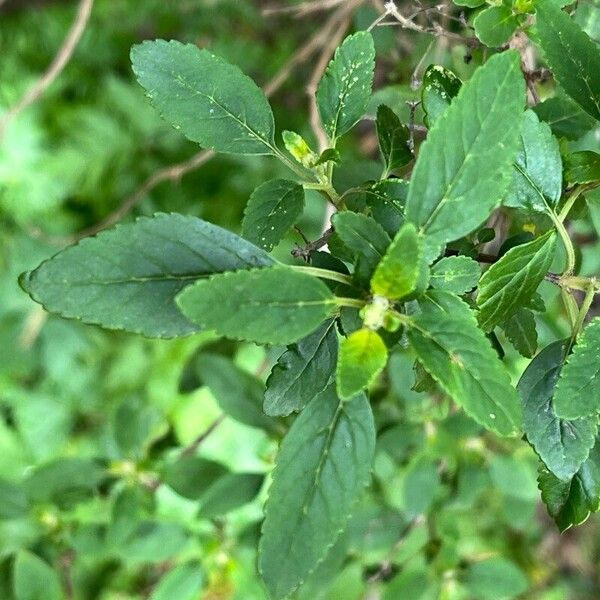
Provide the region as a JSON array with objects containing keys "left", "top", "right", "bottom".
[
  {"left": 534, "top": 95, "right": 597, "bottom": 139},
  {"left": 376, "top": 105, "right": 412, "bottom": 176},
  {"left": 430, "top": 255, "right": 480, "bottom": 294},
  {"left": 20, "top": 214, "right": 273, "bottom": 338},
  {"left": 504, "top": 110, "right": 563, "bottom": 212},
  {"left": 518, "top": 340, "right": 597, "bottom": 480},
  {"left": 242, "top": 180, "right": 305, "bottom": 251},
  {"left": 365, "top": 179, "right": 408, "bottom": 235},
  {"left": 406, "top": 52, "right": 525, "bottom": 258},
  {"left": 539, "top": 442, "right": 600, "bottom": 531},
  {"left": 476, "top": 232, "right": 556, "bottom": 331},
  {"left": 407, "top": 291, "right": 522, "bottom": 436},
  {"left": 199, "top": 473, "right": 264, "bottom": 518},
  {"left": 0, "top": 480, "right": 28, "bottom": 519},
  {"left": 162, "top": 457, "right": 228, "bottom": 500},
  {"left": 564, "top": 150, "right": 600, "bottom": 184},
  {"left": 337, "top": 328, "right": 388, "bottom": 399},
  {"left": 536, "top": 1, "right": 600, "bottom": 121},
  {"left": 371, "top": 222, "right": 423, "bottom": 300},
  {"left": 259, "top": 385, "right": 375, "bottom": 599},
  {"left": 149, "top": 562, "right": 203, "bottom": 600},
  {"left": 13, "top": 551, "right": 62, "bottom": 600},
  {"left": 421, "top": 65, "right": 461, "bottom": 127},
  {"left": 316, "top": 32, "right": 376, "bottom": 141},
  {"left": 474, "top": 6, "right": 519, "bottom": 47},
  {"left": 332, "top": 212, "right": 391, "bottom": 281},
  {"left": 502, "top": 308, "right": 538, "bottom": 358},
  {"left": 554, "top": 318, "right": 600, "bottom": 419},
  {"left": 177, "top": 266, "right": 337, "bottom": 345},
  {"left": 197, "top": 354, "right": 279, "bottom": 433},
  {"left": 131, "top": 40, "right": 276, "bottom": 154},
  {"left": 264, "top": 319, "right": 338, "bottom": 416}
]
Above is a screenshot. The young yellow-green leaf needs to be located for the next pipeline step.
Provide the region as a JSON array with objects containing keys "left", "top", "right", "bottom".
[
  {"left": 553, "top": 318, "right": 600, "bottom": 419},
  {"left": 538, "top": 442, "right": 600, "bottom": 532},
  {"left": 476, "top": 231, "right": 556, "bottom": 331},
  {"left": 242, "top": 179, "right": 305, "bottom": 251},
  {"left": 316, "top": 32, "right": 376, "bottom": 141},
  {"left": 564, "top": 150, "right": 600, "bottom": 184},
  {"left": 504, "top": 110, "right": 563, "bottom": 212},
  {"left": 407, "top": 291, "right": 523, "bottom": 436},
  {"left": 176, "top": 266, "right": 337, "bottom": 345},
  {"left": 371, "top": 222, "right": 422, "bottom": 299},
  {"left": 406, "top": 51, "right": 525, "bottom": 257},
  {"left": 376, "top": 105, "right": 412, "bottom": 176},
  {"left": 536, "top": 1, "right": 600, "bottom": 121},
  {"left": 502, "top": 308, "right": 538, "bottom": 358},
  {"left": 19, "top": 213, "right": 273, "bottom": 338},
  {"left": 337, "top": 328, "right": 388, "bottom": 400},
  {"left": 474, "top": 6, "right": 519, "bottom": 47},
  {"left": 131, "top": 40, "right": 275, "bottom": 154},
  {"left": 430, "top": 255, "right": 480, "bottom": 294},
  {"left": 518, "top": 340, "right": 597, "bottom": 480},
  {"left": 264, "top": 319, "right": 338, "bottom": 416},
  {"left": 259, "top": 385, "right": 375, "bottom": 599},
  {"left": 421, "top": 65, "right": 462, "bottom": 127}
]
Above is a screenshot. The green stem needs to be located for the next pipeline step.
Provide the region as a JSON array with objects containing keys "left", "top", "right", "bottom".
[
  {"left": 570, "top": 283, "right": 596, "bottom": 347},
  {"left": 273, "top": 147, "right": 317, "bottom": 182},
  {"left": 558, "top": 186, "right": 587, "bottom": 223},
  {"left": 335, "top": 297, "right": 367, "bottom": 309},
  {"left": 548, "top": 209, "right": 576, "bottom": 275},
  {"left": 290, "top": 265, "right": 354, "bottom": 286}
]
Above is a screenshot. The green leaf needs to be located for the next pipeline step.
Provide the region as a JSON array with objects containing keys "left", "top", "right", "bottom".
[
  {"left": 162, "top": 457, "right": 228, "bottom": 500},
  {"left": 176, "top": 266, "right": 337, "bottom": 345},
  {"left": 554, "top": 318, "right": 600, "bottom": 419},
  {"left": 502, "top": 308, "right": 538, "bottom": 358},
  {"left": 0, "top": 479, "right": 28, "bottom": 519},
  {"left": 538, "top": 442, "right": 600, "bottom": 531},
  {"left": 504, "top": 110, "right": 563, "bottom": 212},
  {"left": 421, "top": 64, "right": 462, "bottom": 127},
  {"left": 13, "top": 551, "right": 63, "bottom": 600},
  {"left": 564, "top": 150, "right": 600, "bottom": 184},
  {"left": 316, "top": 32, "right": 376, "bottom": 141},
  {"left": 131, "top": 40, "right": 276, "bottom": 154},
  {"left": 533, "top": 94, "right": 597, "bottom": 140},
  {"left": 196, "top": 354, "right": 280, "bottom": 433},
  {"left": 371, "top": 222, "right": 423, "bottom": 300},
  {"left": 453, "top": 0, "right": 485, "bottom": 7},
  {"left": 150, "top": 562, "right": 203, "bottom": 600},
  {"left": 332, "top": 212, "right": 391, "bottom": 282},
  {"left": 264, "top": 319, "right": 338, "bottom": 416},
  {"left": 376, "top": 105, "right": 412, "bottom": 176},
  {"left": 518, "top": 340, "right": 597, "bottom": 480},
  {"left": 365, "top": 179, "right": 408, "bottom": 236},
  {"left": 476, "top": 232, "right": 556, "bottom": 331},
  {"left": 474, "top": 6, "right": 519, "bottom": 47},
  {"left": 407, "top": 291, "right": 523, "bottom": 436},
  {"left": 536, "top": 1, "right": 600, "bottom": 121},
  {"left": 406, "top": 51, "right": 525, "bottom": 258},
  {"left": 336, "top": 328, "right": 388, "bottom": 400},
  {"left": 242, "top": 179, "right": 305, "bottom": 251},
  {"left": 464, "top": 557, "right": 528, "bottom": 600},
  {"left": 199, "top": 473, "right": 264, "bottom": 518},
  {"left": 20, "top": 214, "right": 273, "bottom": 338},
  {"left": 259, "top": 385, "right": 375, "bottom": 599},
  {"left": 429, "top": 255, "right": 481, "bottom": 294}
]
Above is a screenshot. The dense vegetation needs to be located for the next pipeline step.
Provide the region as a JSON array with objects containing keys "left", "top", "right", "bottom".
[{"left": 4, "top": 0, "right": 600, "bottom": 598}]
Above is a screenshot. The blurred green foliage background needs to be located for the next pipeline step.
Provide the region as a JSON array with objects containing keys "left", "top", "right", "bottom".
[{"left": 2, "top": 0, "right": 600, "bottom": 598}]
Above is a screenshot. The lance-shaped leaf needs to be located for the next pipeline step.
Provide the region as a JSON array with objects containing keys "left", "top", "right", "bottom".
[
  {"left": 539, "top": 442, "right": 600, "bottom": 532},
  {"left": 473, "top": 6, "right": 519, "bottom": 48},
  {"left": 376, "top": 105, "right": 412, "bottom": 176},
  {"left": 242, "top": 179, "right": 305, "bottom": 251},
  {"left": 430, "top": 255, "right": 480, "bottom": 294},
  {"left": 502, "top": 308, "right": 538, "bottom": 358},
  {"left": 337, "top": 328, "right": 388, "bottom": 400},
  {"left": 176, "top": 266, "right": 337, "bottom": 345},
  {"left": 371, "top": 222, "right": 423, "bottom": 299},
  {"left": 554, "top": 318, "right": 600, "bottom": 419},
  {"left": 258, "top": 385, "right": 375, "bottom": 599},
  {"left": 518, "top": 340, "right": 597, "bottom": 480},
  {"left": 476, "top": 232, "right": 556, "bottom": 331},
  {"left": 421, "top": 65, "right": 461, "bottom": 127},
  {"left": 20, "top": 213, "right": 274, "bottom": 338},
  {"left": 536, "top": 1, "right": 600, "bottom": 121},
  {"left": 264, "top": 319, "right": 338, "bottom": 417},
  {"left": 316, "top": 32, "right": 376, "bottom": 141},
  {"left": 564, "top": 150, "right": 600, "bottom": 185},
  {"left": 504, "top": 110, "right": 563, "bottom": 212},
  {"left": 406, "top": 51, "right": 525, "bottom": 257},
  {"left": 131, "top": 40, "right": 276, "bottom": 155},
  {"left": 406, "top": 291, "right": 522, "bottom": 436}
]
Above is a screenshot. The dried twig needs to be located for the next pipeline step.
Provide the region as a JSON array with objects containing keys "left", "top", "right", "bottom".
[
  {"left": 180, "top": 415, "right": 226, "bottom": 457},
  {"left": 292, "top": 227, "right": 334, "bottom": 260},
  {"left": 263, "top": 0, "right": 346, "bottom": 18},
  {"left": 0, "top": 0, "right": 94, "bottom": 141}
]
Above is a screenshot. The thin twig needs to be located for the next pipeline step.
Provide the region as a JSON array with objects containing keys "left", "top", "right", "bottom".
[
  {"left": 0, "top": 0, "right": 94, "bottom": 141},
  {"left": 263, "top": 0, "right": 346, "bottom": 17},
  {"left": 180, "top": 415, "right": 226, "bottom": 457},
  {"left": 292, "top": 227, "right": 334, "bottom": 260}
]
